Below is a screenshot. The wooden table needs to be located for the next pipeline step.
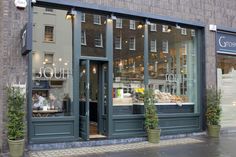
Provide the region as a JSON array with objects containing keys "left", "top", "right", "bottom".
[{"left": 33, "top": 110, "right": 61, "bottom": 117}]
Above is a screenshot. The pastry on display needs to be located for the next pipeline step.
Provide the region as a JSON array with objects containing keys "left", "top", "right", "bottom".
[{"left": 153, "top": 89, "right": 184, "bottom": 103}]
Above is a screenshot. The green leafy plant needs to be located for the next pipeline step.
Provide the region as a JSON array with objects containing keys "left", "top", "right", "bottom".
[
  {"left": 144, "top": 89, "right": 158, "bottom": 130},
  {"left": 205, "top": 88, "right": 222, "bottom": 125},
  {"left": 7, "top": 87, "right": 25, "bottom": 140}
]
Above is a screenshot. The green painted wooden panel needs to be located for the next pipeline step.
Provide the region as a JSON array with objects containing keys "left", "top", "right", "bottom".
[
  {"left": 32, "top": 121, "right": 74, "bottom": 138},
  {"left": 79, "top": 116, "right": 87, "bottom": 139},
  {"left": 111, "top": 114, "right": 201, "bottom": 138}
]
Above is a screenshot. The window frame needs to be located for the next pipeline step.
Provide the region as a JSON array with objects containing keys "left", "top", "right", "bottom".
[
  {"left": 81, "top": 13, "right": 85, "bottom": 22},
  {"left": 44, "top": 25, "right": 55, "bottom": 42},
  {"left": 115, "top": 36, "right": 122, "bottom": 50},
  {"left": 129, "top": 37, "right": 136, "bottom": 50},
  {"left": 150, "top": 23, "right": 157, "bottom": 31},
  {"left": 94, "top": 33, "right": 103, "bottom": 48},
  {"left": 116, "top": 18, "right": 123, "bottom": 28},
  {"left": 129, "top": 20, "right": 136, "bottom": 30},
  {"left": 181, "top": 28, "right": 187, "bottom": 35},
  {"left": 81, "top": 30, "right": 87, "bottom": 45},
  {"left": 93, "top": 15, "right": 101, "bottom": 25},
  {"left": 150, "top": 39, "right": 157, "bottom": 52}
]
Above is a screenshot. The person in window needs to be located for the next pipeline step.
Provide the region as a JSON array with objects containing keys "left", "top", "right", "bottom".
[
  {"left": 32, "top": 93, "right": 47, "bottom": 110},
  {"left": 49, "top": 93, "right": 62, "bottom": 111}
]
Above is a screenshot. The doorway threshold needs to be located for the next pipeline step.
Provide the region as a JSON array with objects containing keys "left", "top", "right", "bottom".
[{"left": 89, "top": 134, "right": 106, "bottom": 139}]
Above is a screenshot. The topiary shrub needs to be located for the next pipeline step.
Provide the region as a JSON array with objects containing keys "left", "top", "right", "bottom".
[{"left": 7, "top": 87, "right": 25, "bottom": 140}]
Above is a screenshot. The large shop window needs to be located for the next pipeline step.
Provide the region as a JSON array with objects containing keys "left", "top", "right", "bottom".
[
  {"left": 112, "top": 19, "right": 199, "bottom": 115},
  {"left": 217, "top": 54, "right": 236, "bottom": 127},
  {"left": 81, "top": 13, "right": 106, "bottom": 57},
  {"left": 148, "top": 23, "right": 198, "bottom": 114},
  {"left": 32, "top": 7, "right": 73, "bottom": 117},
  {"left": 113, "top": 17, "right": 145, "bottom": 115}
]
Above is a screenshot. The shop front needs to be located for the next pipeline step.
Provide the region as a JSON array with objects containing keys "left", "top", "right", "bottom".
[
  {"left": 216, "top": 31, "right": 236, "bottom": 128},
  {"left": 28, "top": 1, "right": 205, "bottom": 144}
]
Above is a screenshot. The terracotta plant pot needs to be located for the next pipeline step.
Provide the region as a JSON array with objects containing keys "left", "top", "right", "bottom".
[
  {"left": 207, "top": 125, "right": 221, "bottom": 138},
  {"left": 8, "top": 139, "right": 24, "bottom": 157},
  {"left": 147, "top": 129, "right": 161, "bottom": 143}
]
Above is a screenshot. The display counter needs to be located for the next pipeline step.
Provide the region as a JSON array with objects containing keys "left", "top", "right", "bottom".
[{"left": 133, "top": 102, "right": 194, "bottom": 114}]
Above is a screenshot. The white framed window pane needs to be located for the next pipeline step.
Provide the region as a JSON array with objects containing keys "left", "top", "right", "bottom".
[
  {"left": 93, "top": 15, "right": 101, "bottom": 25},
  {"left": 150, "top": 23, "right": 157, "bottom": 31},
  {"left": 45, "top": 8, "right": 53, "bottom": 12},
  {"left": 44, "top": 53, "right": 54, "bottom": 65},
  {"left": 116, "top": 18, "right": 123, "bottom": 28},
  {"left": 115, "top": 36, "right": 122, "bottom": 49},
  {"left": 162, "top": 40, "right": 168, "bottom": 53},
  {"left": 150, "top": 40, "right": 157, "bottom": 52},
  {"left": 81, "top": 13, "right": 85, "bottom": 22},
  {"left": 129, "top": 20, "right": 136, "bottom": 30},
  {"left": 191, "top": 29, "right": 195, "bottom": 36},
  {"left": 95, "top": 33, "right": 103, "bottom": 47},
  {"left": 129, "top": 37, "right": 135, "bottom": 50},
  {"left": 181, "top": 28, "right": 187, "bottom": 35},
  {"left": 81, "top": 30, "right": 86, "bottom": 45},
  {"left": 44, "top": 26, "right": 54, "bottom": 42}
]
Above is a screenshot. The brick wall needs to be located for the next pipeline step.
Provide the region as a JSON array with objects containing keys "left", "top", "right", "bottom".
[
  {"left": 0, "top": 0, "right": 28, "bottom": 154},
  {"left": 1, "top": 0, "right": 236, "bottom": 154}
]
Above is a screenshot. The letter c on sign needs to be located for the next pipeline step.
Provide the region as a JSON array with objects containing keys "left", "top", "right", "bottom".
[{"left": 219, "top": 36, "right": 226, "bottom": 47}]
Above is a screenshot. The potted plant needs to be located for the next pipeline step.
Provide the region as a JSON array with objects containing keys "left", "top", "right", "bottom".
[
  {"left": 144, "top": 89, "right": 160, "bottom": 143},
  {"left": 7, "top": 87, "right": 25, "bottom": 157},
  {"left": 205, "top": 88, "right": 222, "bottom": 138}
]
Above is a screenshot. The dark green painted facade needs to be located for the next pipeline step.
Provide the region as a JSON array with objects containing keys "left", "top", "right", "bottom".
[{"left": 28, "top": 0, "right": 205, "bottom": 144}]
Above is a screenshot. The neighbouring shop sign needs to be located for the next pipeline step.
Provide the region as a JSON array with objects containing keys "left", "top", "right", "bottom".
[
  {"left": 14, "top": 0, "right": 27, "bottom": 9},
  {"left": 21, "top": 23, "right": 32, "bottom": 55},
  {"left": 216, "top": 32, "right": 236, "bottom": 55}
]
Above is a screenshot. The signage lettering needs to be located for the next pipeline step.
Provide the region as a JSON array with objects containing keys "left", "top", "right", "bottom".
[
  {"left": 216, "top": 32, "right": 236, "bottom": 55},
  {"left": 219, "top": 36, "right": 236, "bottom": 48},
  {"left": 37, "top": 67, "right": 70, "bottom": 80},
  {"left": 15, "top": 0, "right": 27, "bottom": 9}
]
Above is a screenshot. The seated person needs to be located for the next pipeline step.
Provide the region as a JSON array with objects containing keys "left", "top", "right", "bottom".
[
  {"left": 49, "top": 93, "right": 62, "bottom": 111},
  {"left": 32, "top": 93, "right": 47, "bottom": 110}
]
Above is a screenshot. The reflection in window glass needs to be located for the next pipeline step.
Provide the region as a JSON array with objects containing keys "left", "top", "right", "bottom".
[
  {"left": 116, "top": 18, "right": 123, "bottom": 28},
  {"left": 44, "top": 26, "right": 54, "bottom": 42},
  {"left": 81, "top": 30, "right": 86, "bottom": 45},
  {"left": 115, "top": 36, "right": 122, "bottom": 49},
  {"left": 150, "top": 40, "right": 157, "bottom": 52},
  {"left": 129, "top": 20, "right": 135, "bottom": 30},
  {"left": 113, "top": 18, "right": 144, "bottom": 115},
  {"left": 150, "top": 23, "right": 156, "bottom": 31},
  {"left": 94, "top": 33, "right": 103, "bottom": 47},
  {"left": 217, "top": 54, "right": 236, "bottom": 127},
  {"left": 129, "top": 37, "right": 136, "bottom": 50},
  {"left": 81, "top": 13, "right": 106, "bottom": 57},
  {"left": 81, "top": 13, "right": 85, "bottom": 22},
  {"left": 32, "top": 6, "right": 73, "bottom": 117},
  {"left": 93, "top": 15, "right": 101, "bottom": 25},
  {"left": 148, "top": 23, "right": 198, "bottom": 108}
]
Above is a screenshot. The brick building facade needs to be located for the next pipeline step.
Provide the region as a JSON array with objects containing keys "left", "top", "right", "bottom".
[{"left": 1, "top": 0, "right": 236, "bottom": 155}]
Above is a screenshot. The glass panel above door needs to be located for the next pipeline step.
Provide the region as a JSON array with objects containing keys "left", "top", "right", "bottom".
[{"left": 81, "top": 13, "right": 107, "bottom": 57}]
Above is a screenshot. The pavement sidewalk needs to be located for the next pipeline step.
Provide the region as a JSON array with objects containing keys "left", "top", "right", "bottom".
[{"left": 28, "top": 133, "right": 236, "bottom": 157}]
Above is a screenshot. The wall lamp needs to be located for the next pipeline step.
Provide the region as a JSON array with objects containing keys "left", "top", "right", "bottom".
[
  {"left": 106, "top": 14, "right": 116, "bottom": 23},
  {"left": 167, "top": 26, "right": 172, "bottom": 32},
  {"left": 137, "top": 21, "right": 144, "bottom": 29},
  {"left": 66, "top": 8, "right": 76, "bottom": 20}
]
